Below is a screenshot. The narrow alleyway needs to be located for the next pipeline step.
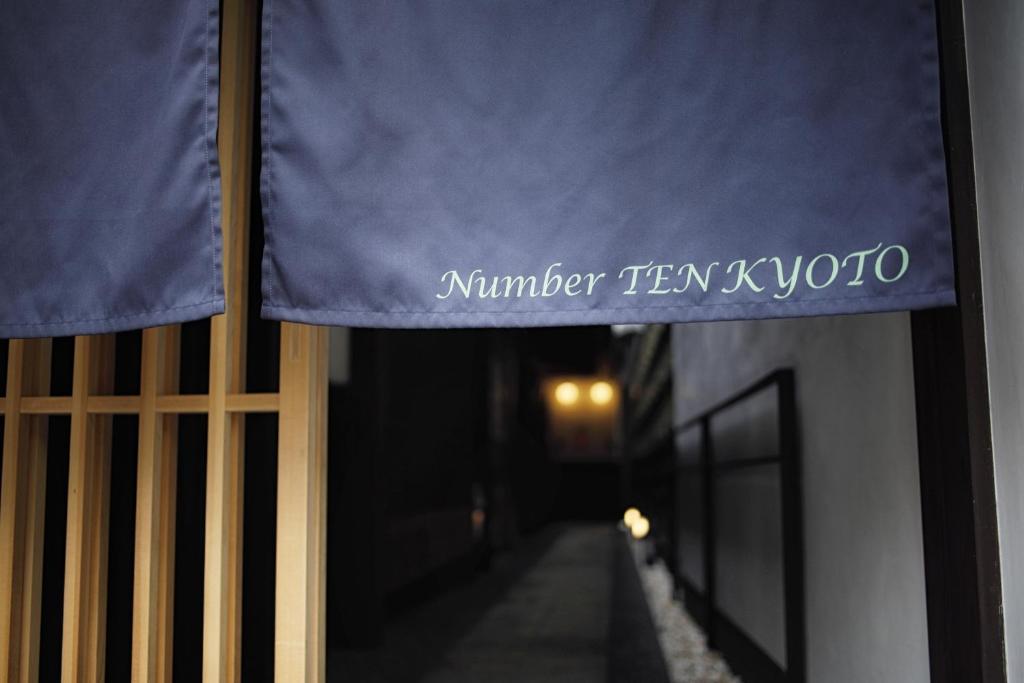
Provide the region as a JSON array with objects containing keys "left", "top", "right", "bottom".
[
  {"left": 422, "top": 525, "right": 613, "bottom": 682},
  {"left": 329, "top": 525, "right": 726, "bottom": 682}
]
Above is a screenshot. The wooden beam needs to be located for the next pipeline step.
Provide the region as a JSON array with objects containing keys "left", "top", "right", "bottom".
[
  {"left": 155, "top": 329, "right": 181, "bottom": 682},
  {"left": 226, "top": 393, "right": 279, "bottom": 414},
  {"left": 20, "top": 397, "right": 71, "bottom": 415},
  {"left": 202, "top": 0, "right": 257, "bottom": 677},
  {"left": 203, "top": 312, "right": 246, "bottom": 683},
  {"left": 275, "top": 323, "right": 328, "bottom": 683},
  {"left": 0, "top": 339, "right": 52, "bottom": 683},
  {"left": 87, "top": 396, "right": 142, "bottom": 414},
  {"left": 155, "top": 395, "right": 209, "bottom": 415},
  {"left": 132, "top": 326, "right": 181, "bottom": 682},
  {"left": 5, "top": 392, "right": 280, "bottom": 417},
  {"left": 313, "top": 328, "right": 328, "bottom": 677},
  {"left": 62, "top": 334, "right": 116, "bottom": 683}
]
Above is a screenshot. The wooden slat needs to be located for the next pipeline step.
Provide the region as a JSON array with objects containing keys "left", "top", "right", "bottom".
[
  {"left": 0, "top": 339, "right": 52, "bottom": 683},
  {"left": 9, "top": 392, "right": 280, "bottom": 417},
  {"left": 155, "top": 395, "right": 209, "bottom": 415},
  {"left": 313, "top": 327, "right": 328, "bottom": 676},
  {"left": 132, "top": 326, "right": 181, "bottom": 682},
  {"left": 203, "top": 313, "right": 245, "bottom": 683},
  {"left": 226, "top": 393, "right": 279, "bottom": 413},
  {"left": 156, "top": 328, "right": 181, "bottom": 682},
  {"left": 62, "top": 334, "right": 115, "bottom": 683},
  {"left": 88, "top": 396, "right": 141, "bottom": 414},
  {"left": 275, "top": 324, "right": 328, "bottom": 683},
  {"left": 20, "top": 395, "right": 147, "bottom": 416},
  {"left": 20, "top": 395, "right": 140, "bottom": 415},
  {"left": 20, "top": 395, "right": 156, "bottom": 415},
  {"left": 0, "top": 342, "right": 25, "bottom": 678},
  {"left": 20, "top": 396, "right": 71, "bottom": 415},
  {"left": 203, "top": 0, "right": 257, "bottom": 678}
]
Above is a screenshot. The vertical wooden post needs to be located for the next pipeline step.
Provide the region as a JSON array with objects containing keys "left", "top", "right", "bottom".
[
  {"left": 202, "top": 0, "right": 257, "bottom": 679},
  {"left": 203, "top": 312, "right": 246, "bottom": 683},
  {"left": 132, "top": 326, "right": 181, "bottom": 683},
  {"left": 313, "top": 327, "right": 328, "bottom": 678},
  {"left": 155, "top": 329, "right": 180, "bottom": 681},
  {"left": 0, "top": 339, "right": 51, "bottom": 683},
  {"left": 62, "top": 334, "right": 116, "bottom": 683},
  {"left": 275, "top": 324, "right": 328, "bottom": 683}
]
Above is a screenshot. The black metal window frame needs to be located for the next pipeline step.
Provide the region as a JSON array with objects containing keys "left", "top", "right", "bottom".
[{"left": 673, "top": 368, "right": 805, "bottom": 683}]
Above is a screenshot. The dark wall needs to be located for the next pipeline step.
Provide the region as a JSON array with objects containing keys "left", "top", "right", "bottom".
[{"left": 328, "top": 329, "right": 491, "bottom": 651}]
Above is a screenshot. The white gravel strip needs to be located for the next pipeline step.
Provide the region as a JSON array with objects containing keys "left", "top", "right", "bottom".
[{"left": 628, "top": 536, "right": 741, "bottom": 683}]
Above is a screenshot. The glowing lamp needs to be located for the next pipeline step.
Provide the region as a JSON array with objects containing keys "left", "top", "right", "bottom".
[
  {"left": 590, "top": 381, "right": 614, "bottom": 405},
  {"left": 630, "top": 516, "right": 651, "bottom": 540},
  {"left": 555, "top": 381, "right": 580, "bottom": 406}
]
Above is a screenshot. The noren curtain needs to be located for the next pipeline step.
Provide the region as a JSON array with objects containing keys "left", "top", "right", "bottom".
[
  {"left": 258, "top": 0, "right": 955, "bottom": 328},
  {"left": 2, "top": 1, "right": 957, "bottom": 336},
  {"left": 0, "top": 0, "right": 223, "bottom": 338}
]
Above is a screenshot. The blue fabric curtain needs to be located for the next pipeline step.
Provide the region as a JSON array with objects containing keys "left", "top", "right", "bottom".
[
  {"left": 0, "top": 0, "right": 222, "bottom": 338},
  {"left": 260, "top": 0, "right": 955, "bottom": 328},
  {"left": 2, "top": 1, "right": 957, "bottom": 336}
]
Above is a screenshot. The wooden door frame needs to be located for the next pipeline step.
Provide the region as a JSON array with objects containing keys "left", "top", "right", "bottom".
[
  {"left": 911, "top": 2, "right": 1007, "bottom": 681},
  {"left": 0, "top": 1, "right": 329, "bottom": 680}
]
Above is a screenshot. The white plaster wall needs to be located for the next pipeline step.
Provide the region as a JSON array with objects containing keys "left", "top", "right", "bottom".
[
  {"left": 963, "top": 1, "right": 1024, "bottom": 677},
  {"left": 671, "top": 312, "right": 929, "bottom": 682}
]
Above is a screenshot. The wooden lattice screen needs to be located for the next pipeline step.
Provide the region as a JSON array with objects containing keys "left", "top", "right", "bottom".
[{"left": 0, "top": 0, "right": 329, "bottom": 680}]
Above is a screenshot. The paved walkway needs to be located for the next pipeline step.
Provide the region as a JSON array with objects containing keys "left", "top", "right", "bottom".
[
  {"left": 329, "top": 524, "right": 674, "bottom": 682},
  {"left": 423, "top": 525, "right": 612, "bottom": 682}
]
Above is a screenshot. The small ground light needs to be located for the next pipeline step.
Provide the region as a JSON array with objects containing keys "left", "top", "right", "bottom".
[
  {"left": 590, "top": 381, "right": 614, "bottom": 405},
  {"left": 630, "top": 516, "right": 651, "bottom": 540},
  {"left": 623, "top": 507, "right": 641, "bottom": 528},
  {"left": 555, "top": 381, "right": 580, "bottom": 406}
]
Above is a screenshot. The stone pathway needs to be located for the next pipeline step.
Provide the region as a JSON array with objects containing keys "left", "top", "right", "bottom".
[
  {"left": 422, "top": 525, "right": 611, "bottom": 683},
  {"left": 328, "top": 525, "right": 735, "bottom": 682}
]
